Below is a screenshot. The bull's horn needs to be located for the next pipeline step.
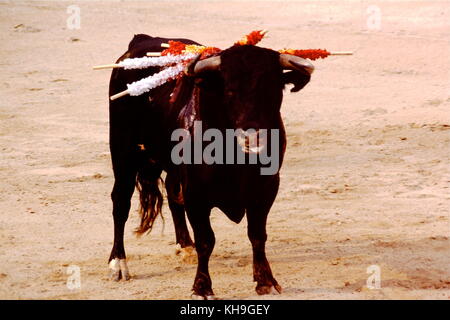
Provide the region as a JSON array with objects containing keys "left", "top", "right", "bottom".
[
  {"left": 279, "top": 54, "right": 315, "bottom": 75},
  {"left": 187, "top": 55, "right": 221, "bottom": 75}
]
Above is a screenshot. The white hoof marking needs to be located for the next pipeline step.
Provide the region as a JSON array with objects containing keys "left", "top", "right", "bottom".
[{"left": 109, "top": 258, "right": 130, "bottom": 281}]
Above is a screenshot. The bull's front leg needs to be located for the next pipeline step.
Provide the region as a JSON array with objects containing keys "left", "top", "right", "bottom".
[
  {"left": 185, "top": 205, "right": 216, "bottom": 299},
  {"left": 246, "top": 206, "right": 281, "bottom": 294}
]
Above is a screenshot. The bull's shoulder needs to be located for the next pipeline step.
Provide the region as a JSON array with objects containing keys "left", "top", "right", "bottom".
[
  {"left": 129, "top": 34, "right": 201, "bottom": 53},
  {"left": 128, "top": 34, "right": 155, "bottom": 50},
  {"left": 129, "top": 34, "right": 201, "bottom": 49},
  {"left": 125, "top": 34, "right": 164, "bottom": 59},
  {"left": 118, "top": 34, "right": 202, "bottom": 62}
]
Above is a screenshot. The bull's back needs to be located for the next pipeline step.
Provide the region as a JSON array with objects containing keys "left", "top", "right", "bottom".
[
  {"left": 109, "top": 34, "right": 201, "bottom": 96},
  {"left": 108, "top": 34, "right": 200, "bottom": 162}
]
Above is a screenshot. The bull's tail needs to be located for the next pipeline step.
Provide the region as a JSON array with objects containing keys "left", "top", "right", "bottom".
[{"left": 134, "top": 164, "right": 164, "bottom": 236}]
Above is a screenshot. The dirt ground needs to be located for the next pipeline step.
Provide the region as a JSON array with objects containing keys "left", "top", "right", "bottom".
[{"left": 0, "top": 1, "right": 449, "bottom": 300}]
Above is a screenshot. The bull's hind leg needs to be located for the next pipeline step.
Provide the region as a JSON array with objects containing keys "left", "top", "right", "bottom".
[
  {"left": 185, "top": 205, "right": 216, "bottom": 299},
  {"left": 108, "top": 163, "right": 137, "bottom": 281},
  {"left": 168, "top": 199, "right": 197, "bottom": 264},
  {"left": 246, "top": 179, "right": 282, "bottom": 295},
  {"left": 165, "top": 172, "right": 194, "bottom": 249}
]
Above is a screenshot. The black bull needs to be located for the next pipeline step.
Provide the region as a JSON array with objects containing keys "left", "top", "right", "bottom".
[{"left": 108, "top": 34, "right": 313, "bottom": 298}]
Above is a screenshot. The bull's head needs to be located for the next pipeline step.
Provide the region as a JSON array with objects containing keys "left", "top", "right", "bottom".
[{"left": 185, "top": 45, "right": 314, "bottom": 154}]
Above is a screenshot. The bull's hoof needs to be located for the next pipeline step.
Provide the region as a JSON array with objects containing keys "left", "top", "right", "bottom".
[
  {"left": 191, "top": 293, "right": 218, "bottom": 300},
  {"left": 256, "top": 283, "right": 282, "bottom": 295},
  {"left": 191, "top": 283, "right": 215, "bottom": 300},
  {"left": 109, "top": 258, "right": 131, "bottom": 281},
  {"left": 175, "top": 244, "right": 197, "bottom": 264},
  {"left": 110, "top": 269, "right": 121, "bottom": 281}
]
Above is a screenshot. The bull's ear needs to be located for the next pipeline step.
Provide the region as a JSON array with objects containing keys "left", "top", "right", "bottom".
[{"left": 282, "top": 70, "right": 311, "bottom": 92}]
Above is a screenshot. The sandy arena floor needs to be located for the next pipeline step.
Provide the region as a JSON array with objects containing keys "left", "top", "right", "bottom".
[{"left": 0, "top": 1, "right": 448, "bottom": 299}]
